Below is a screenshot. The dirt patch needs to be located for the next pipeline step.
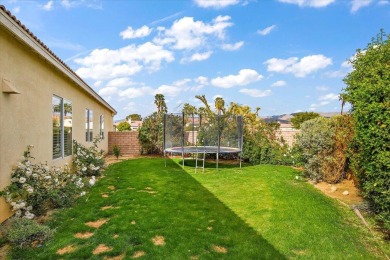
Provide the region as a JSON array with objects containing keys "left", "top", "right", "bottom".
[
  {"left": 113, "top": 234, "right": 119, "bottom": 239},
  {"left": 314, "top": 179, "right": 364, "bottom": 206},
  {"left": 132, "top": 250, "right": 146, "bottom": 258},
  {"left": 102, "top": 194, "right": 109, "bottom": 198},
  {"left": 93, "top": 244, "right": 113, "bottom": 255},
  {"left": 292, "top": 249, "right": 306, "bottom": 256},
  {"left": 104, "top": 254, "right": 125, "bottom": 260},
  {"left": 57, "top": 245, "right": 77, "bottom": 255},
  {"left": 108, "top": 186, "right": 116, "bottom": 190},
  {"left": 137, "top": 190, "right": 158, "bottom": 194},
  {"left": 0, "top": 244, "right": 11, "bottom": 259},
  {"left": 85, "top": 219, "right": 108, "bottom": 228},
  {"left": 212, "top": 245, "right": 228, "bottom": 254},
  {"left": 152, "top": 235, "right": 166, "bottom": 246},
  {"left": 74, "top": 231, "right": 94, "bottom": 239}
]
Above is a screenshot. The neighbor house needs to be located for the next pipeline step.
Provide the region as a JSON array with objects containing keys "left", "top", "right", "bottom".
[{"left": 0, "top": 6, "right": 117, "bottom": 222}]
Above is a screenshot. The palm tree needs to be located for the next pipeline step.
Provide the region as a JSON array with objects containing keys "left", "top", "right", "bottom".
[
  {"left": 195, "top": 95, "right": 213, "bottom": 117},
  {"left": 154, "top": 94, "right": 167, "bottom": 114},
  {"left": 215, "top": 97, "right": 225, "bottom": 115},
  {"left": 182, "top": 103, "right": 197, "bottom": 115}
]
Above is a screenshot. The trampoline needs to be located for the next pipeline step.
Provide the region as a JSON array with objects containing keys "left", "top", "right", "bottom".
[{"left": 163, "top": 113, "right": 243, "bottom": 171}]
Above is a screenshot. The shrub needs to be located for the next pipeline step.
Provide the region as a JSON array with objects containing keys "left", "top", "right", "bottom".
[
  {"left": 116, "top": 121, "right": 131, "bottom": 131},
  {"left": 342, "top": 30, "right": 390, "bottom": 233},
  {"left": 5, "top": 218, "right": 54, "bottom": 248},
  {"left": 0, "top": 145, "right": 84, "bottom": 218},
  {"left": 138, "top": 112, "right": 163, "bottom": 154},
  {"left": 294, "top": 117, "right": 334, "bottom": 182},
  {"left": 291, "top": 112, "right": 320, "bottom": 129},
  {"left": 113, "top": 145, "right": 121, "bottom": 160},
  {"left": 73, "top": 137, "right": 105, "bottom": 177}
]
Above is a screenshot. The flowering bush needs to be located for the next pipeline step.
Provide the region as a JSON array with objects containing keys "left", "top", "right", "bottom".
[
  {"left": 0, "top": 145, "right": 85, "bottom": 218},
  {"left": 73, "top": 138, "right": 105, "bottom": 177}
]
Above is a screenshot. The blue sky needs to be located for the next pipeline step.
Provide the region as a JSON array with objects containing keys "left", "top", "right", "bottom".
[{"left": 3, "top": 0, "right": 390, "bottom": 119}]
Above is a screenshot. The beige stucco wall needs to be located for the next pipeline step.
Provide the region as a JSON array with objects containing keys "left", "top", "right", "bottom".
[{"left": 0, "top": 23, "right": 114, "bottom": 222}]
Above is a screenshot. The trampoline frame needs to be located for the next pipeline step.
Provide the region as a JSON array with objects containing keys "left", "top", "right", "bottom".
[{"left": 163, "top": 113, "right": 243, "bottom": 171}]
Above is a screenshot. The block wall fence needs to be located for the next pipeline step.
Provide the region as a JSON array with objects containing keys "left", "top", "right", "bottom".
[{"left": 108, "top": 132, "right": 141, "bottom": 155}]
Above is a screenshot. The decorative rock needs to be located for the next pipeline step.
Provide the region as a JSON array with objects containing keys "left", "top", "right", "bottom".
[
  {"left": 330, "top": 186, "right": 337, "bottom": 192},
  {"left": 342, "top": 190, "right": 349, "bottom": 195}
]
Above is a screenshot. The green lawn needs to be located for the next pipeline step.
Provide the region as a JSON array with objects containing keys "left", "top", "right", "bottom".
[{"left": 9, "top": 158, "right": 389, "bottom": 259}]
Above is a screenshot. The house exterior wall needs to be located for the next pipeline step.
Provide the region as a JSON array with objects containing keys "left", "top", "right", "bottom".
[{"left": 0, "top": 15, "right": 115, "bottom": 222}]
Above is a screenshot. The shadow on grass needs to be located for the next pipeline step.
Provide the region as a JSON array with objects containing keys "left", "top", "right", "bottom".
[
  {"left": 178, "top": 158, "right": 247, "bottom": 170},
  {"left": 9, "top": 157, "right": 286, "bottom": 259},
  {"left": 160, "top": 158, "right": 286, "bottom": 258}
]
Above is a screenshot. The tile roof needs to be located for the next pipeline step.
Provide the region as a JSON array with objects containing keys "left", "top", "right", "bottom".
[{"left": 0, "top": 5, "right": 117, "bottom": 114}]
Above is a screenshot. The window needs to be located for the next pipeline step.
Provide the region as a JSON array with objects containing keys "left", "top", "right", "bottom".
[
  {"left": 99, "top": 115, "right": 104, "bottom": 139},
  {"left": 86, "top": 109, "right": 93, "bottom": 142},
  {"left": 52, "top": 96, "right": 72, "bottom": 159}
]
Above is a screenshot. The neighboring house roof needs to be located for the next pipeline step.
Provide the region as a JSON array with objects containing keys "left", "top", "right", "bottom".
[{"left": 0, "top": 5, "right": 117, "bottom": 115}]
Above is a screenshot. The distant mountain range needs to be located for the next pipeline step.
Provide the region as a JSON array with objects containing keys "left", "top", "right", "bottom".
[{"left": 262, "top": 112, "right": 340, "bottom": 124}]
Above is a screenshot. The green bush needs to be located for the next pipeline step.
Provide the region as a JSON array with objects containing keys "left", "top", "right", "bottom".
[
  {"left": 116, "top": 121, "right": 131, "bottom": 131},
  {"left": 138, "top": 112, "right": 163, "bottom": 154},
  {"left": 113, "top": 144, "right": 121, "bottom": 160},
  {"left": 6, "top": 218, "right": 54, "bottom": 248},
  {"left": 294, "top": 117, "right": 335, "bottom": 181},
  {"left": 342, "top": 30, "right": 390, "bottom": 233}
]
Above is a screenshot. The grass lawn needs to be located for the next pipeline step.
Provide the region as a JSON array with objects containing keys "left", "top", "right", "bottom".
[{"left": 8, "top": 158, "right": 389, "bottom": 259}]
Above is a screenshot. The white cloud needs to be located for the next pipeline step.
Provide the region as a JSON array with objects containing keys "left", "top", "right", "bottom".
[
  {"left": 155, "top": 85, "right": 181, "bottom": 97},
  {"left": 99, "top": 86, "right": 118, "bottom": 96},
  {"left": 173, "top": 78, "right": 191, "bottom": 87},
  {"left": 319, "top": 93, "right": 339, "bottom": 101},
  {"left": 278, "top": 0, "right": 335, "bottom": 7},
  {"left": 154, "top": 16, "right": 233, "bottom": 50},
  {"left": 119, "top": 86, "right": 154, "bottom": 99},
  {"left": 61, "top": 0, "right": 102, "bottom": 9},
  {"left": 42, "top": 0, "right": 53, "bottom": 10},
  {"left": 309, "top": 101, "right": 330, "bottom": 110},
  {"left": 124, "top": 102, "right": 137, "bottom": 111},
  {"left": 120, "top": 25, "right": 152, "bottom": 39},
  {"left": 194, "top": 0, "right": 240, "bottom": 8},
  {"left": 12, "top": 6, "right": 21, "bottom": 14},
  {"left": 257, "top": 25, "right": 277, "bottom": 36},
  {"left": 378, "top": 0, "right": 389, "bottom": 5},
  {"left": 75, "top": 42, "right": 174, "bottom": 80},
  {"left": 195, "top": 76, "right": 209, "bottom": 85},
  {"left": 240, "top": 89, "right": 272, "bottom": 97},
  {"left": 316, "top": 86, "right": 329, "bottom": 91},
  {"left": 182, "top": 51, "right": 213, "bottom": 63},
  {"left": 271, "top": 80, "right": 286, "bottom": 87},
  {"left": 221, "top": 41, "right": 244, "bottom": 51},
  {"left": 351, "top": 0, "right": 373, "bottom": 12},
  {"left": 265, "top": 54, "right": 332, "bottom": 77},
  {"left": 106, "top": 77, "right": 134, "bottom": 87},
  {"left": 211, "top": 69, "right": 263, "bottom": 88}
]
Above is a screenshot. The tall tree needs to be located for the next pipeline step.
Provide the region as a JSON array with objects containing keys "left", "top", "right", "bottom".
[
  {"left": 195, "top": 95, "right": 213, "bottom": 116},
  {"left": 215, "top": 97, "right": 225, "bottom": 115},
  {"left": 342, "top": 30, "right": 390, "bottom": 232},
  {"left": 291, "top": 112, "right": 320, "bottom": 129},
  {"left": 126, "top": 114, "right": 142, "bottom": 121},
  {"left": 182, "top": 103, "right": 197, "bottom": 115},
  {"left": 154, "top": 94, "right": 167, "bottom": 114}
]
